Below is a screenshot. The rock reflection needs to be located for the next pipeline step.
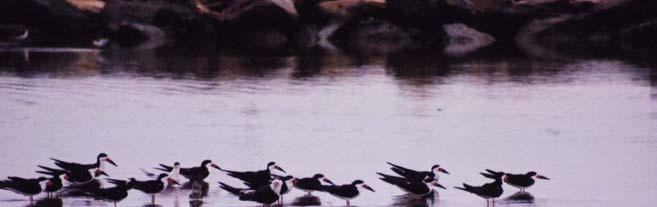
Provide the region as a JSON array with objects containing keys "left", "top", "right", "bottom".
[{"left": 292, "top": 195, "right": 322, "bottom": 206}]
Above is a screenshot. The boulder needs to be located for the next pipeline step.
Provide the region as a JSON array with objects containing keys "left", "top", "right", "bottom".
[
  {"left": 443, "top": 23, "right": 495, "bottom": 56},
  {"left": 329, "top": 18, "right": 439, "bottom": 54}
]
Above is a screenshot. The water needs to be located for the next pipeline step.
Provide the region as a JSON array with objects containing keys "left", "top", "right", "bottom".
[{"left": 0, "top": 47, "right": 656, "bottom": 207}]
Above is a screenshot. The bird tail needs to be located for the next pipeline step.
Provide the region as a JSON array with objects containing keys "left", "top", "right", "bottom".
[
  {"left": 37, "top": 165, "right": 66, "bottom": 175},
  {"left": 140, "top": 168, "right": 156, "bottom": 178},
  {"left": 0, "top": 180, "right": 8, "bottom": 188},
  {"left": 377, "top": 172, "right": 405, "bottom": 185},
  {"left": 454, "top": 183, "right": 474, "bottom": 192},
  {"left": 154, "top": 164, "right": 172, "bottom": 172},
  {"left": 218, "top": 182, "right": 243, "bottom": 196}
]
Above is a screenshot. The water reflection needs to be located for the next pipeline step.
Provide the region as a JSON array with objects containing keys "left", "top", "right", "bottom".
[
  {"left": 504, "top": 192, "right": 535, "bottom": 203},
  {"left": 33, "top": 198, "right": 62, "bottom": 207},
  {"left": 390, "top": 193, "right": 437, "bottom": 207},
  {"left": 292, "top": 195, "right": 322, "bottom": 206}
]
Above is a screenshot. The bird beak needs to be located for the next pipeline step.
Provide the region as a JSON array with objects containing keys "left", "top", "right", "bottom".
[
  {"left": 211, "top": 163, "right": 221, "bottom": 170},
  {"left": 433, "top": 182, "right": 446, "bottom": 189},
  {"left": 96, "top": 170, "right": 109, "bottom": 177},
  {"left": 536, "top": 175, "right": 550, "bottom": 180},
  {"left": 168, "top": 178, "right": 180, "bottom": 186},
  {"left": 438, "top": 168, "right": 450, "bottom": 174},
  {"left": 362, "top": 184, "right": 375, "bottom": 192},
  {"left": 274, "top": 165, "right": 286, "bottom": 173},
  {"left": 323, "top": 178, "right": 335, "bottom": 185},
  {"left": 106, "top": 158, "right": 118, "bottom": 167}
]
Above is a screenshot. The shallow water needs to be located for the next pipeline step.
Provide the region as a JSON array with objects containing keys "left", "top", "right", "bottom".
[{"left": 0, "top": 47, "right": 656, "bottom": 207}]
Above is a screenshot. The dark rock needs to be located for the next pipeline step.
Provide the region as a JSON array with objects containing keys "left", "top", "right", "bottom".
[
  {"left": 443, "top": 23, "right": 495, "bottom": 56},
  {"left": 329, "top": 18, "right": 440, "bottom": 54}
]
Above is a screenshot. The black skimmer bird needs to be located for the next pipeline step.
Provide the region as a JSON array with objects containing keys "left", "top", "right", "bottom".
[
  {"left": 321, "top": 180, "right": 375, "bottom": 206},
  {"left": 503, "top": 171, "right": 549, "bottom": 192},
  {"left": 156, "top": 160, "right": 219, "bottom": 182},
  {"left": 156, "top": 160, "right": 218, "bottom": 194},
  {"left": 219, "top": 179, "right": 284, "bottom": 206},
  {"left": 145, "top": 162, "right": 182, "bottom": 186},
  {"left": 0, "top": 176, "right": 49, "bottom": 203},
  {"left": 277, "top": 175, "right": 295, "bottom": 205},
  {"left": 130, "top": 173, "right": 179, "bottom": 205},
  {"left": 455, "top": 169, "right": 505, "bottom": 206},
  {"left": 387, "top": 162, "right": 449, "bottom": 182},
  {"left": 377, "top": 173, "right": 445, "bottom": 197},
  {"left": 294, "top": 173, "right": 335, "bottom": 195},
  {"left": 43, "top": 174, "right": 64, "bottom": 197},
  {"left": 51, "top": 153, "right": 118, "bottom": 172},
  {"left": 221, "top": 161, "right": 286, "bottom": 188},
  {"left": 37, "top": 165, "right": 108, "bottom": 185},
  {"left": 84, "top": 178, "right": 135, "bottom": 207}
]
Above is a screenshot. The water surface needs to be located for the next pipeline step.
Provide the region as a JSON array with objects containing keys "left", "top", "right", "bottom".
[{"left": 0, "top": 47, "right": 656, "bottom": 207}]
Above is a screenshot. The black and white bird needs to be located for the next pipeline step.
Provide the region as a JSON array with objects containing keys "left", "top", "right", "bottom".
[
  {"left": 42, "top": 174, "right": 65, "bottom": 197},
  {"left": 51, "top": 153, "right": 118, "bottom": 172},
  {"left": 145, "top": 162, "right": 182, "bottom": 186},
  {"left": 294, "top": 173, "right": 335, "bottom": 195},
  {"left": 219, "top": 179, "right": 284, "bottom": 206},
  {"left": 503, "top": 171, "right": 549, "bottom": 192},
  {"left": 37, "top": 165, "right": 108, "bottom": 185},
  {"left": 156, "top": 160, "right": 218, "bottom": 194},
  {"left": 156, "top": 160, "right": 219, "bottom": 183},
  {"left": 0, "top": 176, "right": 49, "bottom": 203},
  {"left": 321, "top": 180, "right": 375, "bottom": 206},
  {"left": 277, "top": 175, "right": 295, "bottom": 205},
  {"left": 387, "top": 162, "right": 450, "bottom": 182},
  {"left": 83, "top": 178, "right": 134, "bottom": 207},
  {"left": 130, "top": 173, "right": 179, "bottom": 205},
  {"left": 221, "top": 161, "right": 287, "bottom": 188},
  {"left": 455, "top": 169, "right": 505, "bottom": 206},
  {"left": 377, "top": 173, "right": 445, "bottom": 197}
]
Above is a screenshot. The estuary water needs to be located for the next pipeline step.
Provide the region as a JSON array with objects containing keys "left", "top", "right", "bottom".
[{"left": 0, "top": 46, "right": 656, "bottom": 207}]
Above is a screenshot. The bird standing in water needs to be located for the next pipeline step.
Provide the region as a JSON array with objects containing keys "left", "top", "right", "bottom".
[
  {"left": 503, "top": 171, "right": 550, "bottom": 192},
  {"left": 455, "top": 169, "right": 505, "bottom": 207}
]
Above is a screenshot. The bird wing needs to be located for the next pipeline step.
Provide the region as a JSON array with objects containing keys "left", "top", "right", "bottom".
[
  {"left": 387, "top": 162, "right": 427, "bottom": 180},
  {"left": 155, "top": 164, "right": 174, "bottom": 172},
  {"left": 377, "top": 172, "right": 409, "bottom": 186},
  {"left": 51, "top": 158, "right": 94, "bottom": 170}
]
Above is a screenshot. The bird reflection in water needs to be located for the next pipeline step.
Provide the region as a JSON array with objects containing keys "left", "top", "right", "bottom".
[
  {"left": 292, "top": 195, "right": 322, "bottom": 206},
  {"left": 33, "top": 197, "right": 62, "bottom": 207},
  {"left": 391, "top": 193, "right": 438, "bottom": 207},
  {"left": 504, "top": 191, "right": 535, "bottom": 205}
]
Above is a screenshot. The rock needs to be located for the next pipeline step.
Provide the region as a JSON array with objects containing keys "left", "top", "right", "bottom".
[
  {"left": 537, "top": 0, "right": 657, "bottom": 50},
  {"left": 194, "top": 0, "right": 298, "bottom": 22},
  {"left": 0, "top": 0, "right": 103, "bottom": 37},
  {"left": 329, "top": 18, "right": 439, "bottom": 54},
  {"left": 619, "top": 18, "right": 657, "bottom": 49},
  {"left": 318, "top": 0, "right": 385, "bottom": 18},
  {"left": 443, "top": 23, "right": 495, "bottom": 56},
  {"left": 66, "top": 0, "right": 106, "bottom": 14},
  {"left": 115, "top": 22, "right": 168, "bottom": 48}
]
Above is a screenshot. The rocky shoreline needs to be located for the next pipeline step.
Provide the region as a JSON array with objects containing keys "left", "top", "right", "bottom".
[{"left": 1, "top": 0, "right": 656, "bottom": 57}]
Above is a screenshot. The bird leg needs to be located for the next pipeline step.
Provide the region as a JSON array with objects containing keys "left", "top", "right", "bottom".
[
  {"left": 29, "top": 196, "right": 33, "bottom": 204},
  {"left": 307, "top": 192, "right": 311, "bottom": 196},
  {"left": 114, "top": 202, "right": 117, "bottom": 207},
  {"left": 151, "top": 194, "right": 155, "bottom": 205},
  {"left": 346, "top": 200, "right": 350, "bottom": 207}
]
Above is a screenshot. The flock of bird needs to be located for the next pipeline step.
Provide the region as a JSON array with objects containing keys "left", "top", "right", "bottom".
[{"left": 0, "top": 153, "right": 550, "bottom": 207}]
